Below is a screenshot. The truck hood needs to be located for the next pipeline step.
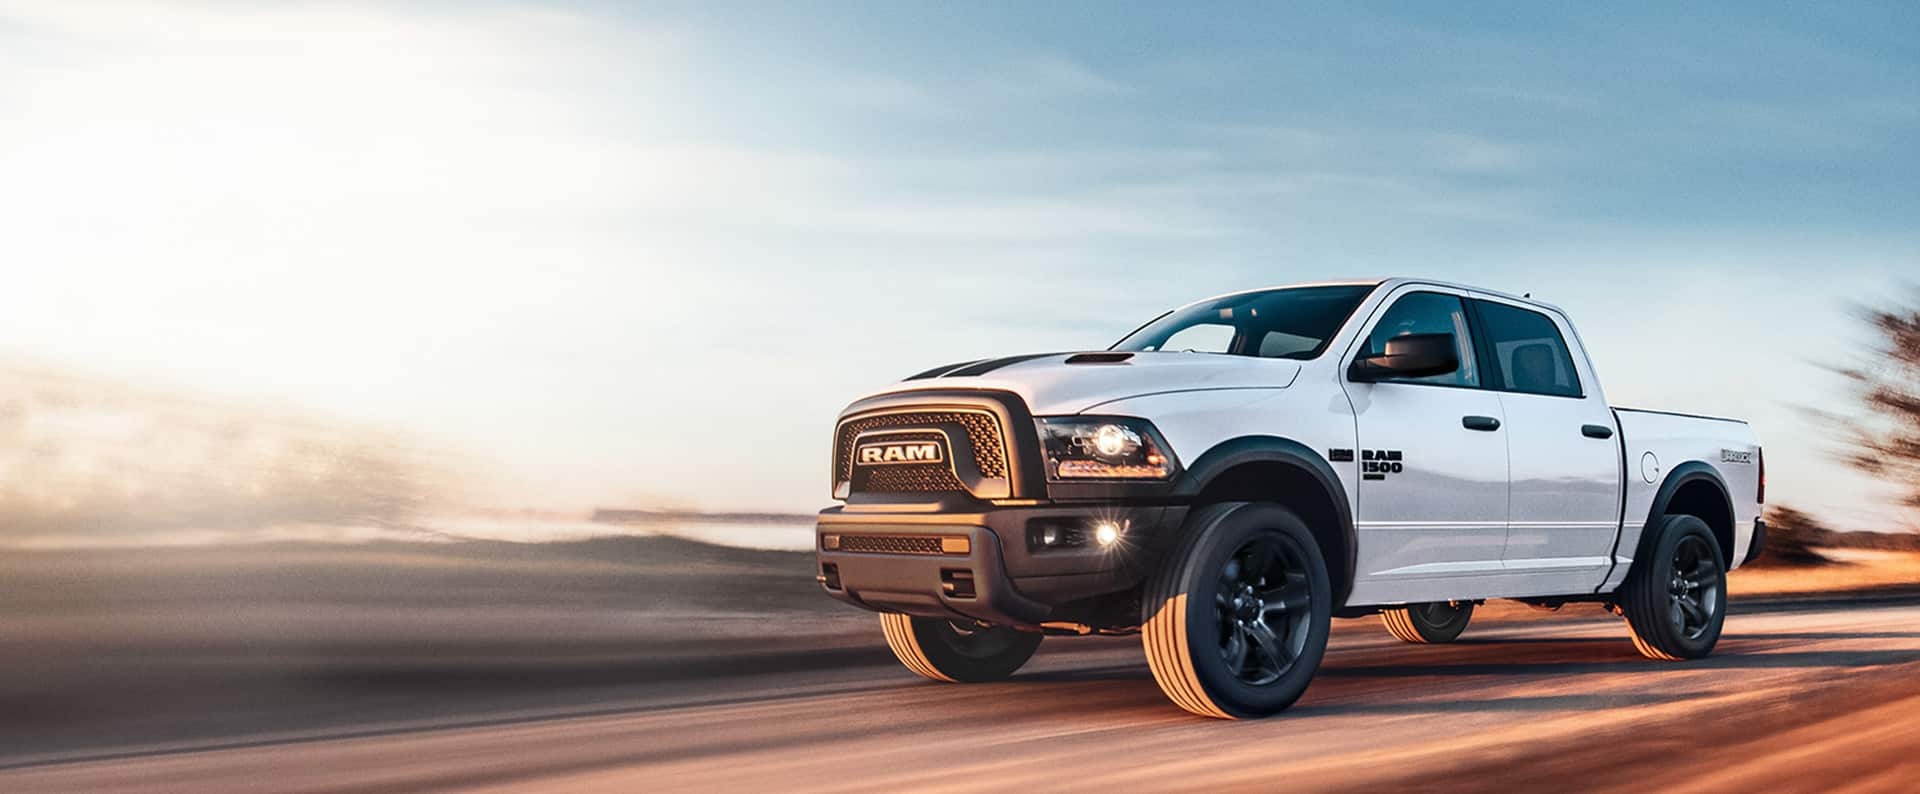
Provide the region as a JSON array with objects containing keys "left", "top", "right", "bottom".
[{"left": 863, "top": 352, "right": 1302, "bottom": 416}]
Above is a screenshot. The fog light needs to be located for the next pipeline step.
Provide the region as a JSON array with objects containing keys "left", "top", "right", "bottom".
[
  {"left": 1041, "top": 527, "right": 1060, "bottom": 546},
  {"left": 1093, "top": 521, "right": 1121, "bottom": 547}
]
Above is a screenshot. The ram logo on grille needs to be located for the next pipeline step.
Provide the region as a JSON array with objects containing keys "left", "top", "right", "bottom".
[{"left": 856, "top": 440, "right": 945, "bottom": 465}]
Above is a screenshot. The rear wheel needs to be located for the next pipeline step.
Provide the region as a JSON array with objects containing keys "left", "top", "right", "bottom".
[
  {"left": 1380, "top": 601, "right": 1474, "bottom": 643},
  {"left": 879, "top": 613, "right": 1042, "bottom": 682},
  {"left": 1141, "top": 502, "right": 1332, "bottom": 719},
  {"left": 1619, "top": 514, "right": 1726, "bottom": 660}
]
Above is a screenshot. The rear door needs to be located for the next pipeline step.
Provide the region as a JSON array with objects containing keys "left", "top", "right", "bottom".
[
  {"left": 1470, "top": 295, "right": 1622, "bottom": 585},
  {"left": 1341, "top": 286, "right": 1510, "bottom": 603}
]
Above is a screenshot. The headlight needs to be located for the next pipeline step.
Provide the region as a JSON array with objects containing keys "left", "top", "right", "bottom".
[{"left": 1037, "top": 417, "right": 1177, "bottom": 480}]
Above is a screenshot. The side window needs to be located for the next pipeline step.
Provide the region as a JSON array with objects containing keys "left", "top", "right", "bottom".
[
  {"left": 1256, "top": 330, "right": 1317, "bottom": 358},
  {"left": 1360, "top": 292, "right": 1478, "bottom": 387},
  {"left": 1475, "top": 300, "right": 1582, "bottom": 397},
  {"left": 1154, "top": 322, "right": 1235, "bottom": 353}
]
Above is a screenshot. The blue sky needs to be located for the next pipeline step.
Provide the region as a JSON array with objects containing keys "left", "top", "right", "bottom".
[{"left": 1, "top": 2, "right": 1916, "bottom": 526}]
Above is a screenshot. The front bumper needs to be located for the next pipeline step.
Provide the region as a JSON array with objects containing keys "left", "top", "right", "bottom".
[{"left": 815, "top": 503, "right": 1183, "bottom": 627}]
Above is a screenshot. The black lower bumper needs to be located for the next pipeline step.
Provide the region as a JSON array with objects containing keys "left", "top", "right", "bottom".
[
  {"left": 1742, "top": 516, "right": 1768, "bottom": 566},
  {"left": 815, "top": 503, "right": 1184, "bottom": 627}
]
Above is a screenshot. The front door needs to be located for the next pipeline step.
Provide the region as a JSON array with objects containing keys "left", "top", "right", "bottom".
[{"left": 1341, "top": 288, "right": 1510, "bottom": 604}]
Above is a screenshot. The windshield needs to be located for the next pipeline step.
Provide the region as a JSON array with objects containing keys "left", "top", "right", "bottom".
[{"left": 1111, "top": 285, "right": 1375, "bottom": 360}]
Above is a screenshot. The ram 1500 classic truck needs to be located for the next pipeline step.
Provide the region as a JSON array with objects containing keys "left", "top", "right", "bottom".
[{"left": 816, "top": 278, "right": 1765, "bottom": 718}]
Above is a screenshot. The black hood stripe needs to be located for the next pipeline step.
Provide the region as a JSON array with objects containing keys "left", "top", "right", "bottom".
[
  {"left": 903, "top": 360, "right": 986, "bottom": 381},
  {"left": 943, "top": 352, "right": 1067, "bottom": 377}
]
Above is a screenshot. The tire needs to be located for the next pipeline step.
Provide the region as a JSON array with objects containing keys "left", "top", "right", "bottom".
[
  {"left": 1619, "top": 514, "right": 1727, "bottom": 661},
  {"left": 878, "top": 613, "right": 1042, "bottom": 683},
  {"left": 1381, "top": 601, "right": 1474, "bottom": 644},
  {"left": 1141, "top": 502, "right": 1333, "bottom": 719}
]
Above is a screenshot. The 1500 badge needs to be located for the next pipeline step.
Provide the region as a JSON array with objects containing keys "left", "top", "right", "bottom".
[{"left": 1361, "top": 449, "right": 1404, "bottom": 480}]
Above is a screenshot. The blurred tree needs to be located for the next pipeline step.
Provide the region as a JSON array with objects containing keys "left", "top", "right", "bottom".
[
  {"left": 1822, "top": 293, "right": 1920, "bottom": 512},
  {"left": 1752, "top": 506, "right": 1831, "bottom": 567}
]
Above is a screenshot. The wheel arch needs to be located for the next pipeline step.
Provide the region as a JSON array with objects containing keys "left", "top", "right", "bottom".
[
  {"left": 1638, "top": 461, "right": 1736, "bottom": 568},
  {"left": 1171, "top": 436, "right": 1357, "bottom": 607}
]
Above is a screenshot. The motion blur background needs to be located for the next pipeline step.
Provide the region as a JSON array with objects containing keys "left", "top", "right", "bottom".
[
  {"left": 4, "top": 3, "right": 1920, "bottom": 785},
  {"left": 5, "top": 1, "right": 1919, "bottom": 538}
]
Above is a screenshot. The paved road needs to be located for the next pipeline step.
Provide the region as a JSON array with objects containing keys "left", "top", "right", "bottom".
[{"left": 7, "top": 598, "right": 1920, "bottom": 792}]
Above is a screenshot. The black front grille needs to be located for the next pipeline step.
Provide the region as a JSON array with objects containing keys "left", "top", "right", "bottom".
[
  {"left": 859, "top": 463, "right": 966, "bottom": 493},
  {"left": 834, "top": 409, "right": 1006, "bottom": 494},
  {"left": 837, "top": 535, "right": 946, "bottom": 555}
]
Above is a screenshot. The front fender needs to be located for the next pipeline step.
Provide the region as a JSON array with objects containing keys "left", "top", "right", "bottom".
[{"left": 1170, "top": 435, "right": 1357, "bottom": 607}]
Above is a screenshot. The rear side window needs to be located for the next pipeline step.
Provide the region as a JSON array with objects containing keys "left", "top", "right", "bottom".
[{"left": 1475, "top": 300, "right": 1582, "bottom": 397}]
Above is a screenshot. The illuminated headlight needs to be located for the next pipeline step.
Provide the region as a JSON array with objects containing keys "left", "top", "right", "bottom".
[
  {"left": 1092, "top": 424, "right": 1133, "bottom": 458},
  {"left": 1037, "top": 417, "right": 1177, "bottom": 480}
]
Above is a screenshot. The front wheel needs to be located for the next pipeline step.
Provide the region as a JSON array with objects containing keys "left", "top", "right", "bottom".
[
  {"left": 1141, "top": 502, "right": 1333, "bottom": 719},
  {"left": 1381, "top": 600, "right": 1474, "bottom": 644},
  {"left": 879, "top": 614, "right": 1042, "bottom": 682},
  {"left": 1619, "top": 514, "right": 1727, "bottom": 660}
]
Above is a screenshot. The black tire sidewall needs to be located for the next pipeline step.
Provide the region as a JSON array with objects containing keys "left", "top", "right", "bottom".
[
  {"left": 1630, "top": 515, "right": 1727, "bottom": 658},
  {"left": 910, "top": 617, "right": 1042, "bottom": 682},
  {"left": 1411, "top": 601, "right": 1473, "bottom": 641},
  {"left": 1177, "top": 503, "right": 1333, "bottom": 717}
]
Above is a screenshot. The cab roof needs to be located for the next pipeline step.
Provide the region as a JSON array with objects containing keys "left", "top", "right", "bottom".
[{"left": 1192, "top": 277, "right": 1567, "bottom": 317}]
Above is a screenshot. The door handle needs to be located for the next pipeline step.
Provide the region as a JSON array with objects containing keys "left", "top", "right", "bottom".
[
  {"left": 1462, "top": 415, "right": 1501, "bottom": 431},
  {"left": 1582, "top": 424, "right": 1615, "bottom": 439}
]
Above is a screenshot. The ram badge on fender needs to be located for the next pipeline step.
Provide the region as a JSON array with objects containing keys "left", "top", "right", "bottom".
[{"left": 815, "top": 278, "right": 1764, "bottom": 719}]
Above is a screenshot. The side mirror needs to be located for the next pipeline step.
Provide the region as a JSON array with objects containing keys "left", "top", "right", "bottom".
[{"left": 1349, "top": 333, "right": 1460, "bottom": 382}]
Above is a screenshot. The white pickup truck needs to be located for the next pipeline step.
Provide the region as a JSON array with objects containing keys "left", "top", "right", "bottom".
[{"left": 816, "top": 278, "right": 1765, "bottom": 718}]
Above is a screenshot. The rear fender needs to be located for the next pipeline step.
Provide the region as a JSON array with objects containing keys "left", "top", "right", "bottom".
[{"left": 1610, "top": 461, "right": 1732, "bottom": 590}]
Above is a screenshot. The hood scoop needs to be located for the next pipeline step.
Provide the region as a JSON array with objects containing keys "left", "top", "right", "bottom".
[{"left": 1063, "top": 352, "right": 1134, "bottom": 365}]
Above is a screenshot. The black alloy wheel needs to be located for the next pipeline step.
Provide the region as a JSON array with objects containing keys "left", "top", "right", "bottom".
[
  {"left": 1666, "top": 533, "right": 1723, "bottom": 641},
  {"left": 1215, "top": 536, "right": 1314, "bottom": 685}
]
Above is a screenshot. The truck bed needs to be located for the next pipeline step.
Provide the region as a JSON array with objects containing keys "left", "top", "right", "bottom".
[{"left": 1601, "top": 407, "right": 1763, "bottom": 592}]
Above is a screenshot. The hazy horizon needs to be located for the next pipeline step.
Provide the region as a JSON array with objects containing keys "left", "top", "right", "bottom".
[{"left": 4, "top": 2, "right": 1917, "bottom": 532}]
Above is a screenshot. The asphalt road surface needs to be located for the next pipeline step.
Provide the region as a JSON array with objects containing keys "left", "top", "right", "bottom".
[{"left": 7, "top": 597, "right": 1920, "bottom": 792}]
